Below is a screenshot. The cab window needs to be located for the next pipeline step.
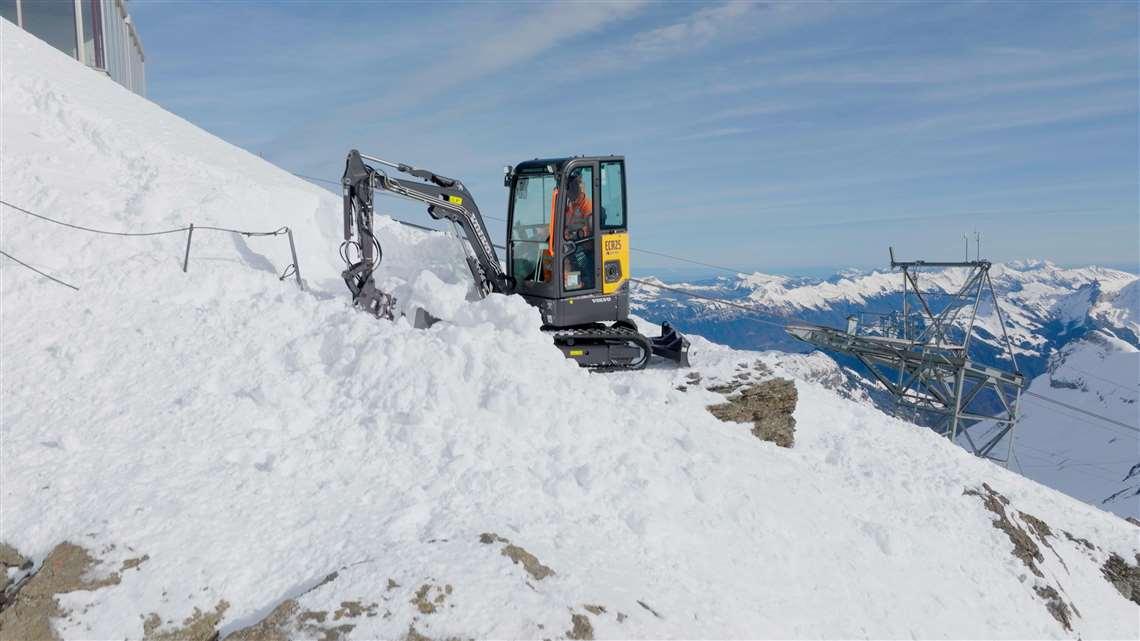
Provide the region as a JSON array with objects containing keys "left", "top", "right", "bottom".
[
  {"left": 561, "top": 166, "right": 596, "bottom": 292},
  {"left": 600, "top": 161, "right": 625, "bottom": 230},
  {"left": 509, "top": 172, "right": 556, "bottom": 284}
]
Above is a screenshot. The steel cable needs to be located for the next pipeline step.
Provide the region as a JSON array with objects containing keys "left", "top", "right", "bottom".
[
  {"left": 0, "top": 249, "right": 79, "bottom": 290},
  {"left": 0, "top": 199, "right": 190, "bottom": 236}
]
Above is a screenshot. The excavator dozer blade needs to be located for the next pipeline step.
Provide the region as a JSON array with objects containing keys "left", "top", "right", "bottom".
[{"left": 649, "top": 321, "right": 691, "bottom": 367}]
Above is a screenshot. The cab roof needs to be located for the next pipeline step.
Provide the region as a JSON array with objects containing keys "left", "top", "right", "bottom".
[{"left": 513, "top": 155, "right": 624, "bottom": 173}]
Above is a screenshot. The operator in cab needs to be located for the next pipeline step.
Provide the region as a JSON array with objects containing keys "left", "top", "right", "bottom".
[{"left": 551, "top": 170, "right": 594, "bottom": 291}]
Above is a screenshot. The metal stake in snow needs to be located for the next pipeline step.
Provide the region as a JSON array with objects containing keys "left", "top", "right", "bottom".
[
  {"left": 785, "top": 248, "right": 1025, "bottom": 465},
  {"left": 182, "top": 223, "right": 194, "bottom": 272}
]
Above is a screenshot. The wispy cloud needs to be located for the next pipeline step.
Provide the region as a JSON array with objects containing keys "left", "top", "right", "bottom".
[
  {"left": 628, "top": 1, "right": 757, "bottom": 59},
  {"left": 673, "top": 126, "right": 763, "bottom": 142}
]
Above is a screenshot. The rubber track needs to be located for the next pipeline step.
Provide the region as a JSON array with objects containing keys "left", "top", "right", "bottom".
[{"left": 551, "top": 326, "right": 652, "bottom": 371}]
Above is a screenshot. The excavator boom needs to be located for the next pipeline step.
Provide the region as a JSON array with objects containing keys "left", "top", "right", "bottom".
[{"left": 341, "top": 150, "right": 513, "bottom": 318}]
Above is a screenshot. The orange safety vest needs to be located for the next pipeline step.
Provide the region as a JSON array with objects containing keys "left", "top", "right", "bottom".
[{"left": 548, "top": 187, "right": 592, "bottom": 256}]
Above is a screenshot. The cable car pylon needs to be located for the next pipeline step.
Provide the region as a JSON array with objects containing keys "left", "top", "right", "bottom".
[{"left": 787, "top": 247, "right": 1025, "bottom": 463}]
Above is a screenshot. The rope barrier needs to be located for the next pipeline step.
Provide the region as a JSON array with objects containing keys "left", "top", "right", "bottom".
[
  {"left": 0, "top": 199, "right": 303, "bottom": 290},
  {"left": 0, "top": 199, "right": 189, "bottom": 236},
  {"left": 0, "top": 249, "right": 79, "bottom": 290}
]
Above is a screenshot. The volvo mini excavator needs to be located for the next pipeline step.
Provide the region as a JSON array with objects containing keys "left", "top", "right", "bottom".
[{"left": 340, "top": 149, "right": 689, "bottom": 371}]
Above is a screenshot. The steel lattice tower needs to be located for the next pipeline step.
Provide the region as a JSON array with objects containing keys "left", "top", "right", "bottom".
[{"left": 787, "top": 249, "right": 1025, "bottom": 463}]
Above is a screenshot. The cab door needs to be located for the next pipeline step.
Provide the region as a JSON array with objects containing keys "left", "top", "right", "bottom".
[
  {"left": 598, "top": 159, "right": 629, "bottom": 295},
  {"left": 558, "top": 161, "right": 600, "bottom": 296}
]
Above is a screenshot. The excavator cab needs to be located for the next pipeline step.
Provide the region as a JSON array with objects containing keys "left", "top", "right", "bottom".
[{"left": 505, "top": 157, "right": 631, "bottom": 328}]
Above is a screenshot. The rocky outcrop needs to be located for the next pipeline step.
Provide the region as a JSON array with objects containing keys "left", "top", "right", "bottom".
[
  {"left": 1101, "top": 553, "right": 1140, "bottom": 605},
  {"left": 707, "top": 378, "right": 797, "bottom": 447},
  {"left": 0, "top": 542, "right": 122, "bottom": 641},
  {"left": 960, "top": 483, "right": 1140, "bottom": 632},
  {"left": 478, "top": 533, "right": 555, "bottom": 580}
]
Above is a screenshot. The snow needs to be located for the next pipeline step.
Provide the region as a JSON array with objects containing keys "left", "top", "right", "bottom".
[
  {"left": 975, "top": 331, "right": 1140, "bottom": 520},
  {"left": 1092, "top": 279, "right": 1140, "bottom": 342},
  {"left": 2, "top": 21, "right": 1139, "bottom": 640}
]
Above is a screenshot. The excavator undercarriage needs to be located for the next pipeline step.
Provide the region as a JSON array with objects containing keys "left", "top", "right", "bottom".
[{"left": 339, "top": 149, "right": 689, "bottom": 371}]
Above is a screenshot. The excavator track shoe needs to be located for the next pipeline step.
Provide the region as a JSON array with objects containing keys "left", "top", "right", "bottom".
[{"left": 552, "top": 327, "right": 652, "bottom": 371}]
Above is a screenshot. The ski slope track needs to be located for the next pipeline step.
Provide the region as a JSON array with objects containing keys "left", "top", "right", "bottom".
[{"left": 1, "top": 22, "right": 1137, "bottom": 640}]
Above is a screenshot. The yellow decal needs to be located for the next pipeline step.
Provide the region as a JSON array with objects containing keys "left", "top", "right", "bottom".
[
  {"left": 569, "top": 349, "right": 585, "bottom": 356},
  {"left": 602, "top": 230, "right": 630, "bottom": 294},
  {"left": 448, "top": 195, "right": 464, "bottom": 205}
]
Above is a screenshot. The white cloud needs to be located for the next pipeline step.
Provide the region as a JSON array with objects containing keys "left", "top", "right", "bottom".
[{"left": 628, "top": 1, "right": 756, "bottom": 58}]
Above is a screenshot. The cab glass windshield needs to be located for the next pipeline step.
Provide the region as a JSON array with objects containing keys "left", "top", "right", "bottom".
[{"left": 510, "top": 172, "right": 556, "bottom": 284}]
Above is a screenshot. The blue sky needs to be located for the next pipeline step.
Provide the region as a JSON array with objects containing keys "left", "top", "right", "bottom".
[{"left": 130, "top": 1, "right": 1138, "bottom": 276}]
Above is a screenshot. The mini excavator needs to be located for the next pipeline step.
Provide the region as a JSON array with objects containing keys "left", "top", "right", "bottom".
[{"left": 340, "top": 150, "right": 689, "bottom": 371}]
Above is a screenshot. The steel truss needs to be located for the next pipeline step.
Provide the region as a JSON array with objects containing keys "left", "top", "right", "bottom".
[{"left": 787, "top": 248, "right": 1024, "bottom": 463}]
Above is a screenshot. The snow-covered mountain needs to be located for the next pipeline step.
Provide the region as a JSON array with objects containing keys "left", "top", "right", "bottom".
[
  {"left": 633, "top": 260, "right": 1139, "bottom": 380},
  {"left": 2, "top": 21, "right": 1138, "bottom": 640},
  {"left": 965, "top": 331, "right": 1140, "bottom": 520}
]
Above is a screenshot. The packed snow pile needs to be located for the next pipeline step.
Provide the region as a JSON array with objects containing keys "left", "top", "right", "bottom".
[{"left": 2, "top": 21, "right": 1138, "bottom": 640}]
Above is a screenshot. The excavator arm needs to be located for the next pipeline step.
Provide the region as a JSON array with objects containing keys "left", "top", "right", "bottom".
[{"left": 341, "top": 149, "right": 514, "bottom": 318}]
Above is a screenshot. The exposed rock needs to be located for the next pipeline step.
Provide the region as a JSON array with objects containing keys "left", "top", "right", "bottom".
[
  {"left": 225, "top": 571, "right": 350, "bottom": 641},
  {"left": 400, "top": 624, "right": 470, "bottom": 641},
  {"left": 582, "top": 604, "right": 605, "bottom": 616},
  {"left": 501, "top": 545, "right": 554, "bottom": 581},
  {"left": 0, "top": 542, "right": 121, "bottom": 641},
  {"left": 1127, "top": 517, "right": 1140, "bottom": 528},
  {"left": 0, "top": 543, "right": 31, "bottom": 573},
  {"left": 1062, "top": 530, "right": 1095, "bottom": 551},
  {"left": 1019, "top": 512, "right": 1053, "bottom": 540},
  {"left": 965, "top": 484, "right": 1044, "bottom": 577},
  {"left": 706, "top": 381, "right": 743, "bottom": 395},
  {"left": 1019, "top": 511, "right": 1067, "bottom": 571},
  {"left": 1101, "top": 553, "right": 1140, "bottom": 605},
  {"left": 225, "top": 598, "right": 362, "bottom": 641},
  {"left": 121, "top": 554, "right": 150, "bottom": 572},
  {"left": 300, "top": 610, "right": 328, "bottom": 624},
  {"left": 334, "top": 600, "right": 378, "bottom": 620},
  {"left": 224, "top": 598, "right": 299, "bottom": 641},
  {"left": 707, "top": 378, "right": 797, "bottom": 447},
  {"left": 1033, "top": 585, "right": 1074, "bottom": 631},
  {"left": 477, "top": 533, "right": 555, "bottom": 580},
  {"left": 566, "top": 613, "right": 593, "bottom": 640},
  {"left": 411, "top": 583, "right": 451, "bottom": 614},
  {"left": 0, "top": 542, "right": 33, "bottom": 611},
  {"left": 964, "top": 484, "right": 1096, "bottom": 632},
  {"left": 143, "top": 600, "right": 229, "bottom": 641}
]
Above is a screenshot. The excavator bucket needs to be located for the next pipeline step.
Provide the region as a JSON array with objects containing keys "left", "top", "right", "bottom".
[{"left": 650, "top": 322, "right": 691, "bottom": 367}]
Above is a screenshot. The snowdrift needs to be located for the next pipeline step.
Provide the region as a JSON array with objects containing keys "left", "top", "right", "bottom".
[{"left": 2, "top": 21, "right": 1138, "bottom": 640}]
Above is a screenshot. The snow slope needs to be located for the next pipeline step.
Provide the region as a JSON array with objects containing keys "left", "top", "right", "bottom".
[
  {"left": 2, "top": 21, "right": 1138, "bottom": 640},
  {"left": 966, "top": 331, "right": 1140, "bottom": 520}
]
